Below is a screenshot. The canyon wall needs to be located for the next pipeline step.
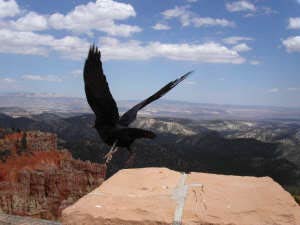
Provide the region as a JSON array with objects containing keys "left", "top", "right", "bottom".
[{"left": 0, "top": 130, "right": 106, "bottom": 220}]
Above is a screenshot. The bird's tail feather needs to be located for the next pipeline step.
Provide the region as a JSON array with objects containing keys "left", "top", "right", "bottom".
[{"left": 121, "top": 128, "right": 156, "bottom": 139}]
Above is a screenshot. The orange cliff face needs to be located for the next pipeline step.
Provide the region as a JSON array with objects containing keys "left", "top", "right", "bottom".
[
  {"left": 0, "top": 129, "right": 106, "bottom": 220},
  {"left": 0, "top": 130, "right": 57, "bottom": 156}
]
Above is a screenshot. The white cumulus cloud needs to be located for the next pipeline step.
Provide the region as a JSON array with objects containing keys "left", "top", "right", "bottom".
[
  {"left": 162, "top": 5, "right": 234, "bottom": 28},
  {"left": 232, "top": 43, "right": 252, "bottom": 52},
  {"left": 226, "top": 1, "right": 256, "bottom": 12},
  {"left": 0, "top": 28, "right": 246, "bottom": 64},
  {"left": 99, "top": 37, "right": 245, "bottom": 64},
  {"left": 250, "top": 60, "right": 260, "bottom": 65},
  {"left": 162, "top": 5, "right": 191, "bottom": 26},
  {"left": 152, "top": 23, "right": 171, "bottom": 30},
  {"left": 1, "top": 0, "right": 141, "bottom": 37},
  {"left": 288, "top": 17, "right": 300, "bottom": 29},
  {"left": 22, "top": 74, "right": 63, "bottom": 82},
  {"left": 10, "top": 12, "right": 48, "bottom": 31},
  {"left": 282, "top": 36, "right": 300, "bottom": 52},
  {"left": 222, "top": 36, "right": 253, "bottom": 45},
  {"left": 0, "top": 29, "right": 89, "bottom": 59},
  {"left": 48, "top": 0, "right": 141, "bottom": 37},
  {"left": 192, "top": 17, "right": 235, "bottom": 27},
  {"left": 0, "top": 0, "right": 20, "bottom": 18}
]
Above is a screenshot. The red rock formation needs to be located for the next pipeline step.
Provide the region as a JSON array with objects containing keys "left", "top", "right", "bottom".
[
  {"left": 0, "top": 130, "right": 106, "bottom": 220},
  {"left": 0, "top": 131, "right": 57, "bottom": 156}
]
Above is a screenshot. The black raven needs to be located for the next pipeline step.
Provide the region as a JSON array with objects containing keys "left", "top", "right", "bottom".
[{"left": 84, "top": 45, "right": 192, "bottom": 164}]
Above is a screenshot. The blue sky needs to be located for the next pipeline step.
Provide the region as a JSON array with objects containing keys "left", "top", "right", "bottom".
[{"left": 0, "top": 0, "right": 299, "bottom": 107}]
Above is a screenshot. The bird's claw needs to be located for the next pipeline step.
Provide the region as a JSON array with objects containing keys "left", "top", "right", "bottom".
[
  {"left": 104, "top": 151, "right": 114, "bottom": 164},
  {"left": 103, "top": 142, "right": 119, "bottom": 164}
]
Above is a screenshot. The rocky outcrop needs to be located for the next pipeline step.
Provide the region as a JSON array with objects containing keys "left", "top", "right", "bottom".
[
  {"left": 62, "top": 168, "right": 300, "bottom": 225},
  {"left": 0, "top": 130, "right": 57, "bottom": 157},
  {"left": 0, "top": 130, "right": 106, "bottom": 221},
  {"left": 0, "top": 150, "right": 106, "bottom": 220}
]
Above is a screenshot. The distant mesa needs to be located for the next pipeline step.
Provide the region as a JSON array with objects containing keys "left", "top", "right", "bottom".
[
  {"left": 1, "top": 92, "right": 300, "bottom": 120},
  {"left": 0, "top": 92, "right": 66, "bottom": 98}
]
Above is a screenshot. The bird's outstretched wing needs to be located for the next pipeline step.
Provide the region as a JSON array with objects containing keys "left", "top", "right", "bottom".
[
  {"left": 118, "top": 71, "right": 193, "bottom": 127},
  {"left": 84, "top": 45, "right": 119, "bottom": 127}
]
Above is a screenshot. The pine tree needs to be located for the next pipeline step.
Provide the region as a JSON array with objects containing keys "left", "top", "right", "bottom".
[
  {"left": 17, "top": 132, "right": 27, "bottom": 155},
  {"left": 21, "top": 132, "right": 27, "bottom": 149}
]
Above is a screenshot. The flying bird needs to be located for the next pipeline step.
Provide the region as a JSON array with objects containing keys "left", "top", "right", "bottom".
[{"left": 84, "top": 45, "right": 192, "bottom": 164}]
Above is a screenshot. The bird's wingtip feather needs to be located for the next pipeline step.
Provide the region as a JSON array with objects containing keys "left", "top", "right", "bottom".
[
  {"left": 88, "top": 44, "right": 101, "bottom": 59},
  {"left": 185, "top": 70, "right": 194, "bottom": 77},
  {"left": 179, "top": 70, "right": 194, "bottom": 81}
]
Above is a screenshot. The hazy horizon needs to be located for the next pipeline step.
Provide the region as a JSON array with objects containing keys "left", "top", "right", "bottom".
[{"left": 1, "top": 91, "right": 300, "bottom": 109}]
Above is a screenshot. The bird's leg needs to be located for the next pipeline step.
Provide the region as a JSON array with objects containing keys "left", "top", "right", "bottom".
[
  {"left": 124, "top": 147, "right": 136, "bottom": 168},
  {"left": 104, "top": 140, "right": 118, "bottom": 164}
]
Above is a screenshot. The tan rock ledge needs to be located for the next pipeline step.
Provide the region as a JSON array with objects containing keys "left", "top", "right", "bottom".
[{"left": 62, "top": 167, "right": 300, "bottom": 225}]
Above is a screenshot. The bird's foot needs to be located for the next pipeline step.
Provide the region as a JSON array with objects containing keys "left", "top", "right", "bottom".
[
  {"left": 104, "top": 147, "right": 119, "bottom": 164},
  {"left": 104, "top": 151, "right": 113, "bottom": 164}
]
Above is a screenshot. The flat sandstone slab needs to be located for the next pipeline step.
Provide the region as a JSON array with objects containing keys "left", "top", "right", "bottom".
[{"left": 62, "top": 168, "right": 300, "bottom": 225}]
